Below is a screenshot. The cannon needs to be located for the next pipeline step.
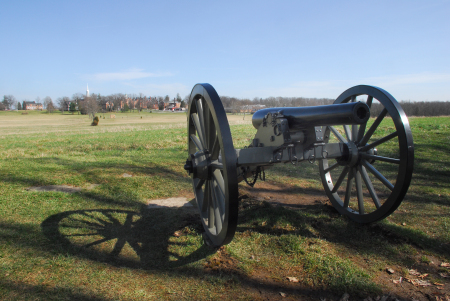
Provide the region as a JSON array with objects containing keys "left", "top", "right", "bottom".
[{"left": 183, "top": 84, "right": 414, "bottom": 247}]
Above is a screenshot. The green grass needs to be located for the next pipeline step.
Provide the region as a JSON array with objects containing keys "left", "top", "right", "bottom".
[{"left": 0, "top": 111, "right": 449, "bottom": 300}]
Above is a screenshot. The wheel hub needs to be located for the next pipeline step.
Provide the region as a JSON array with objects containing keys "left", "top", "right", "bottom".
[
  {"left": 184, "top": 151, "right": 212, "bottom": 180},
  {"left": 337, "top": 142, "right": 360, "bottom": 167}
]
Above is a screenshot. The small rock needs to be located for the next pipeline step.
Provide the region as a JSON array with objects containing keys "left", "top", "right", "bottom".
[
  {"left": 286, "top": 276, "right": 299, "bottom": 283},
  {"left": 279, "top": 292, "right": 286, "bottom": 297},
  {"left": 122, "top": 173, "right": 132, "bottom": 178},
  {"left": 339, "top": 293, "right": 350, "bottom": 301},
  {"left": 402, "top": 222, "right": 406, "bottom": 226},
  {"left": 386, "top": 268, "right": 395, "bottom": 274}
]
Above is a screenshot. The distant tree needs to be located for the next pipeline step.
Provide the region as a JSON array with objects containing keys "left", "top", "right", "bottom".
[
  {"left": 69, "top": 102, "right": 76, "bottom": 114},
  {"left": 0, "top": 103, "right": 5, "bottom": 110},
  {"left": 164, "top": 95, "right": 170, "bottom": 104},
  {"left": 122, "top": 103, "right": 130, "bottom": 112},
  {"left": 72, "top": 93, "right": 84, "bottom": 113},
  {"left": 129, "top": 98, "right": 136, "bottom": 112},
  {"left": 180, "top": 100, "right": 186, "bottom": 108},
  {"left": 72, "top": 93, "right": 84, "bottom": 101},
  {"left": 43, "top": 96, "right": 52, "bottom": 110},
  {"left": 17, "top": 102, "right": 22, "bottom": 110},
  {"left": 158, "top": 101, "right": 164, "bottom": 110},
  {"left": 176, "top": 93, "right": 182, "bottom": 102},
  {"left": 136, "top": 98, "right": 142, "bottom": 112},
  {"left": 84, "top": 94, "right": 99, "bottom": 120},
  {"left": 2, "top": 95, "right": 16, "bottom": 110},
  {"left": 57, "top": 97, "right": 70, "bottom": 113},
  {"left": 47, "top": 101, "right": 56, "bottom": 113}
]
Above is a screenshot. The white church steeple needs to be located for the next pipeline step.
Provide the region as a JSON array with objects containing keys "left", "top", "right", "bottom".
[{"left": 86, "top": 84, "right": 90, "bottom": 97}]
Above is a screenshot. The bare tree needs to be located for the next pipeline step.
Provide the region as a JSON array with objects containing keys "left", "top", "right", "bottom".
[
  {"left": 57, "top": 97, "right": 70, "bottom": 113},
  {"left": 43, "top": 96, "right": 52, "bottom": 109},
  {"left": 129, "top": 98, "right": 136, "bottom": 112},
  {"left": 42, "top": 96, "right": 55, "bottom": 113},
  {"left": 83, "top": 94, "right": 99, "bottom": 120},
  {"left": 47, "top": 101, "right": 56, "bottom": 113},
  {"left": 2, "top": 95, "right": 16, "bottom": 110}
]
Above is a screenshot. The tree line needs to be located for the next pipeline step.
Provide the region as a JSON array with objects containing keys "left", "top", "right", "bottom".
[{"left": 2, "top": 93, "right": 450, "bottom": 117}]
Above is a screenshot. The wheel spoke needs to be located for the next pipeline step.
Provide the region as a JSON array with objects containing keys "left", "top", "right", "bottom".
[
  {"left": 360, "top": 153, "right": 400, "bottom": 164},
  {"left": 194, "top": 178, "right": 206, "bottom": 212},
  {"left": 324, "top": 161, "right": 340, "bottom": 173},
  {"left": 366, "top": 95, "right": 373, "bottom": 109},
  {"left": 361, "top": 159, "right": 394, "bottom": 191},
  {"left": 211, "top": 181, "right": 224, "bottom": 232},
  {"left": 211, "top": 180, "right": 225, "bottom": 219},
  {"left": 191, "top": 113, "right": 206, "bottom": 148},
  {"left": 332, "top": 166, "right": 349, "bottom": 193},
  {"left": 206, "top": 181, "right": 214, "bottom": 228},
  {"left": 343, "top": 168, "right": 354, "bottom": 208},
  {"left": 213, "top": 169, "right": 225, "bottom": 196},
  {"left": 195, "top": 178, "right": 205, "bottom": 190},
  {"left": 352, "top": 124, "right": 358, "bottom": 143},
  {"left": 210, "top": 135, "right": 220, "bottom": 160},
  {"left": 359, "top": 131, "right": 398, "bottom": 152},
  {"left": 360, "top": 108, "right": 388, "bottom": 146},
  {"left": 358, "top": 165, "right": 381, "bottom": 209},
  {"left": 356, "top": 96, "right": 373, "bottom": 143},
  {"left": 329, "top": 126, "right": 347, "bottom": 143},
  {"left": 196, "top": 99, "right": 207, "bottom": 144},
  {"left": 344, "top": 125, "right": 352, "bottom": 142},
  {"left": 210, "top": 160, "right": 224, "bottom": 170},
  {"left": 355, "top": 168, "right": 365, "bottom": 214},
  {"left": 203, "top": 100, "right": 211, "bottom": 148},
  {"left": 190, "top": 134, "right": 203, "bottom": 151}
]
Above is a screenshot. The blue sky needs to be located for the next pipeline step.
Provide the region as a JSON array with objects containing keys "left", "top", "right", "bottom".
[{"left": 1, "top": 0, "right": 449, "bottom": 103}]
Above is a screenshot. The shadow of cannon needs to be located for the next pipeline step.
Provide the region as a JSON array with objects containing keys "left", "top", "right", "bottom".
[{"left": 41, "top": 206, "right": 215, "bottom": 270}]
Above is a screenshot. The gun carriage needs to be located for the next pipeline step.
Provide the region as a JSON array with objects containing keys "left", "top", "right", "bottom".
[{"left": 183, "top": 84, "right": 414, "bottom": 247}]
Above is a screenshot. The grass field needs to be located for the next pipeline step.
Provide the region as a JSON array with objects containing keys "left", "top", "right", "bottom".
[{"left": 0, "top": 110, "right": 449, "bottom": 300}]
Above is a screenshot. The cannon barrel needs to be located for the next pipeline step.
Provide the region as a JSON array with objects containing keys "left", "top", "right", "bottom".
[{"left": 252, "top": 102, "right": 370, "bottom": 129}]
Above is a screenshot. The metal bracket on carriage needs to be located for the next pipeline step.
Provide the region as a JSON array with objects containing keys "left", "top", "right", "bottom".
[{"left": 273, "top": 144, "right": 298, "bottom": 165}]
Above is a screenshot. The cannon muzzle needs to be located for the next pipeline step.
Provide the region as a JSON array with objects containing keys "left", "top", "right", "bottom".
[{"left": 252, "top": 102, "right": 370, "bottom": 129}]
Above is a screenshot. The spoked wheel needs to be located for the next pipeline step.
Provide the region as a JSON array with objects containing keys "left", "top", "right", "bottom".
[
  {"left": 184, "top": 83, "right": 238, "bottom": 247},
  {"left": 319, "top": 85, "right": 414, "bottom": 223}
]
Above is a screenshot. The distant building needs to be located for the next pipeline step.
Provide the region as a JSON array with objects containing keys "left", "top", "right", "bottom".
[
  {"left": 166, "top": 98, "right": 181, "bottom": 111},
  {"left": 22, "top": 101, "right": 43, "bottom": 110}
]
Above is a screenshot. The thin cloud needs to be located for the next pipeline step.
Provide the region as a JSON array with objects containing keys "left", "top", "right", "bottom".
[
  {"left": 123, "top": 82, "right": 190, "bottom": 96},
  {"left": 242, "top": 72, "right": 450, "bottom": 100},
  {"left": 83, "top": 68, "right": 173, "bottom": 81},
  {"left": 367, "top": 72, "right": 450, "bottom": 87}
]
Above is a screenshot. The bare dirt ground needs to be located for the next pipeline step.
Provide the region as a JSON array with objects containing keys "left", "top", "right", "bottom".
[{"left": 238, "top": 180, "right": 450, "bottom": 301}]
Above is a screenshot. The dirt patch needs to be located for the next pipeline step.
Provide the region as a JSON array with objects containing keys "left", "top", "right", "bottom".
[
  {"left": 26, "top": 184, "right": 100, "bottom": 193},
  {"left": 239, "top": 180, "right": 330, "bottom": 208},
  {"left": 27, "top": 185, "right": 82, "bottom": 193},
  {"left": 146, "top": 197, "right": 196, "bottom": 209}
]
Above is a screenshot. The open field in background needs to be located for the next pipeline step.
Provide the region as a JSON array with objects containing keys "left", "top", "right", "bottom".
[{"left": 0, "top": 110, "right": 449, "bottom": 300}]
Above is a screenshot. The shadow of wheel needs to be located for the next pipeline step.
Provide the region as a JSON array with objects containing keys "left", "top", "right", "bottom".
[{"left": 41, "top": 209, "right": 214, "bottom": 269}]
